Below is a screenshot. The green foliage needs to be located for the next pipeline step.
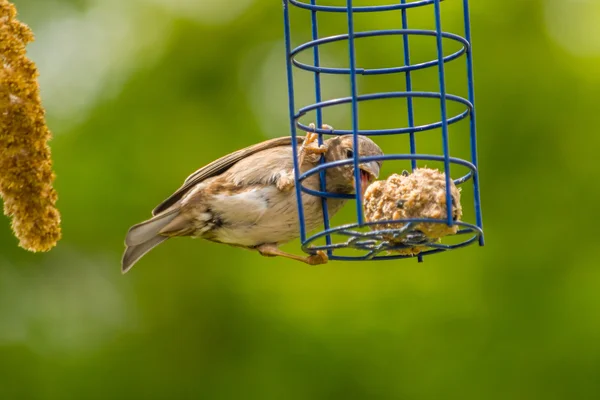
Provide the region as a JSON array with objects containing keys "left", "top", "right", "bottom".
[{"left": 2, "top": 0, "right": 600, "bottom": 399}]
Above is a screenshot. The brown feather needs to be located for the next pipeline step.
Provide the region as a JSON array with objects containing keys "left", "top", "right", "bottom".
[
  {"left": 122, "top": 236, "right": 168, "bottom": 274},
  {"left": 152, "top": 136, "right": 304, "bottom": 215}
]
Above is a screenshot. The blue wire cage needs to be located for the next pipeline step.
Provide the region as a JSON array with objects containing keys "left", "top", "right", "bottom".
[{"left": 283, "top": 0, "right": 484, "bottom": 262}]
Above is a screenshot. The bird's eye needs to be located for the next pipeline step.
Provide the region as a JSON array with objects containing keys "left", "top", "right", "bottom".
[{"left": 346, "top": 150, "right": 354, "bottom": 159}]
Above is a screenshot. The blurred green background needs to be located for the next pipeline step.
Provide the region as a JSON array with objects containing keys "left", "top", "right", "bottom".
[{"left": 2, "top": 0, "right": 600, "bottom": 399}]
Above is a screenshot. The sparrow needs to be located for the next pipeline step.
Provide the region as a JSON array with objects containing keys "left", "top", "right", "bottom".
[{"left": 121, "top": 128, "right": 383, "bottom": 273}]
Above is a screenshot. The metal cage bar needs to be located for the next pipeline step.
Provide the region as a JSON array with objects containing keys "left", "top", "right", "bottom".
[
  {"left": 282, "top": 0, "right": 484, "bottom": 261},
  {"left": 433, "top": 0, "right": 454, "bottom": 228},
  {"left": 462, "top": 0, "right": 485, "bottom": 245},
  {"left": 400, "top": 0, "right": 417, "bottom": 172},
  {"left": 309, "top": 0, "right": 333, "bottom": 256}
]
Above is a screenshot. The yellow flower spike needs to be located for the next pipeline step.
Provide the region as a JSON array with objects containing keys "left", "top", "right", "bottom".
[{"left": 0, "top": 0, "right": 61, "bottom": 252}]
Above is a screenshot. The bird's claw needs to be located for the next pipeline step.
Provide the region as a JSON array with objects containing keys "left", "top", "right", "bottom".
[
  {"left": 298, "top": 123, "right": 329, "bottom": 165},
  {"left": 276, "top": 170, "right": 295, "bottom": 191},
  {"left": 306, "top": 250, "right": 329, "bottom": 265},
  {"left": 308, "top": 123, "right": 334, "bottom": 133},
  {"left": 305, "top": 123, "right": 329, "bottom": 151}
]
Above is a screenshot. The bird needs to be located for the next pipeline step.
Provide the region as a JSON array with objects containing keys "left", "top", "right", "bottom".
[{"left": 121, "top": 127, "right": 383, "bottom": 273}]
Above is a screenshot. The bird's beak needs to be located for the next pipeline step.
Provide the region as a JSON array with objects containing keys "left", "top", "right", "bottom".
[
  {"left": 359, "top": 161, "right": 380, "bottom": 181},
  {"left": 356, "top": 161, "right": 380, "bottom": 194}
]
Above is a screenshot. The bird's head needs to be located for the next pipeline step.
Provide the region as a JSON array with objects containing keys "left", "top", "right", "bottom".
[{"left": 323, "top": 135, "right": 383, "bottom": 195}]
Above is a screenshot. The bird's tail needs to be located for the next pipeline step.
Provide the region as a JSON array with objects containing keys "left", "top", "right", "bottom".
[{"left": 122, "top": 210, "right": 179, "bottom": 273}]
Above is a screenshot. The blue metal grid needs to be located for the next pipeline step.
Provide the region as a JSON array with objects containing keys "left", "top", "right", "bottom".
[{"left": 283, "top": 0, "right": 484, "bottom": 261}]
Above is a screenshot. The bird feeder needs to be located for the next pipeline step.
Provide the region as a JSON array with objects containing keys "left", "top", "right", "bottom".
[{"left": 283, "top": 0, "right": 484, "bottom": 261}]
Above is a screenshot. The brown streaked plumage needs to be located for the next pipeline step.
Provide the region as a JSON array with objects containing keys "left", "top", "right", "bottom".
[{"left": 122, "top": 132, "right": 383, "bottom": 273}]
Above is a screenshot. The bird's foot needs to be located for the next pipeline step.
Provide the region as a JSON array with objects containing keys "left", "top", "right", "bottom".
[
  {"left": 305, "top": 123, "right": 333, "bottom": 150},
  {"left": 306, "top": 250, "right": 329, "bottom": 265},
  {"left": 276, "top": 170, "right": 296, "bottom": 191},
  {"left": 256, "top": 244, "right": 329, "bottom": 266},
  {"left": 298, "top": 124, "right": 329, "bottom": 165},
  {"left": 309, "top": 123, "right": 334, "bottom": 133}
]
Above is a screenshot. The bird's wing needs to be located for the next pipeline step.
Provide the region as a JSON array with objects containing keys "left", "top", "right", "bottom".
[{"left": 152, "top": 136, "right": 304, "bottom": 216}]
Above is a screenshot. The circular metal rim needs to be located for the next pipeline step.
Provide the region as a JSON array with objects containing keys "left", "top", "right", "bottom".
[
  {"left": 289, "top": 0, "right": 439, "bottom": 13},
  {"left": 290, "top": 30, "right": 469, "bottom": 76},
  {"left": 295, "top": 92, "right": 472, "bottom": 136},
  {"left": 301, "top": 219, "right": 483, "bottom": 261},
  {"left": 297, "top": 154, "right": 477, "bottom": 200}
]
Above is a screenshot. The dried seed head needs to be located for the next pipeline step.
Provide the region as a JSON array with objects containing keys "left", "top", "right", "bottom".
[{"left": 0, "top": 0, "right": 61, "bottom": 252}]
